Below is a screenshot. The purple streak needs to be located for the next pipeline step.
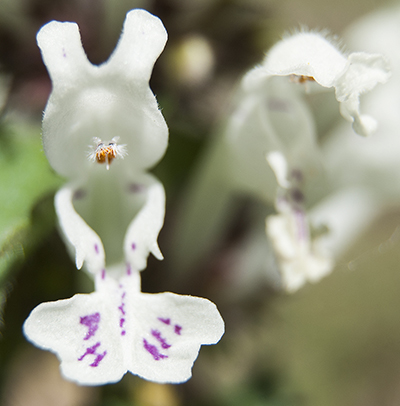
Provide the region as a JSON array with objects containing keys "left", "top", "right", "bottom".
[
  {"left": 143, "top": 339, "right": 168, "bottom": 360},
  {"left": 80, "top": 312, "right": 100, "bottom": 340},
  {"left": 78, "top": 342, "right": 107, "bottom": 367},
  {"left": 158, "top": 317, "right": 171, "bottom": 325},
  {"left": 174, "top": 324, "right": 182, "bottom": 335},
  {"left": 129, "top": 183, "right": 145, "bottom": 193},
  {"left": 78, "top": 342, "right": 100, "bottom": 361},
  {"left": 118, "top": 303, "right": 126, "bottom": 316},
  {"left": 151, "top": 329, "right": 171, "bottom": 349},
  {"left": 90, "top": 351, "right": 107, "bottom": 367}
]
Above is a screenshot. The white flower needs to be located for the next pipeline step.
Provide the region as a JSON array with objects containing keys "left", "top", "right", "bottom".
[
  {"left": 244, "top": 31, "right": 390, "bottom": 137},
  {"left": 245, "top": 32, "right": 389, "bottom": 290},
  {"left": 173, "top": 30, "right": 389, "bottom": 292},
  {"left": 266, "top": 152, "right": 333, "bottom": 292},
  {"left": 226, "top": 31, "right": 390, "bottom": 201},
  {"left": 306, "top": 5, "right": 400, "bottom": 262},
  {"left": 23, "top": 9, "right": 224, "bottom": 385}
]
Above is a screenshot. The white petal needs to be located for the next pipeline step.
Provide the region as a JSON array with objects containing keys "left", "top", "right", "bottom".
[
  {"left": 280, "top": 253, "right": 332, "bottom": 293},
  {"left": 39, "top": 9, "right": 168, "bottom": 178},
  {"left": 37, "top": 21, "right": 92, "bottom": 93},
  {"left": 335, "top": 53, "right": 391, "bottom": 101},
  {"left": 105, "top": 9, "right": 168, "bottom": 83},
  {"left": 124, "top": 175, "right": 165, "bottom": 271},
  {"left": 127, "top": 290, "right": 225, "bottom": 383},
  {"left": 56, "top": 173, "right": 165, "bottom": 276},
  {"left": 24, "top": 272, "right": 224, "bottom": 385},
  {"left": 267, "top": 213, "right": 298, "bottom": 258},
  {"left": 266, "top": 151, "right": 291, "bottom": 189},
  {"left": 55, "top": 182, "right": 105, "bottom": 274},
  {"left": 252, "top": 32, "right": 347, "bottom": 88},
  {"left": 335, "top": 52, "right": 390, "bottom": 136},
  {"left": 226, "top": 76, "right": 319, "bottom": 200},
  {"left": 266, "top": 210, "right": 333, "bottom": 292},
  {"left": 243, "top": 31, "right": 390, "bottom": 137},
  {"left": 23, "top": 290, "right": 126, "bottom": 385}
]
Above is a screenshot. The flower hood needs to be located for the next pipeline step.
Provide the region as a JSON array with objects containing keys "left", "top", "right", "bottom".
[{"left": 39, "top": 9, "right": 169, "bottom": 179}]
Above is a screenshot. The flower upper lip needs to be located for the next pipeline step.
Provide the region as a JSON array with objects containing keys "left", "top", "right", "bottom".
[
  {"left": 243, "top": 31, "right": 390, "bottom": 137},
  {"left": 38, "top": 9, "right": 169, "bottom": 178}
]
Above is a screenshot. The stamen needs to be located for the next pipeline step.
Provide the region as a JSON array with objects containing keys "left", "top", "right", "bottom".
[
  {"left": 289, "top": 74, "right": 315, "bottom": 84},
  {"left": 289, "top": 75, "right": 315, "bottom": 93},
  {"left": 88, "top": 137, "right": 127, "bottom": 170}
]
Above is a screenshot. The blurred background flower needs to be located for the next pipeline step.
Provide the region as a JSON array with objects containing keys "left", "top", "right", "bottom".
[{"left": 1, "top": 0, "right": 400, "bottom": 405}]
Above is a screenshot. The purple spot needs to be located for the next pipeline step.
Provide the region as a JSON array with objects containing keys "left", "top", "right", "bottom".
[
  {"left": 73, "top": 189, "right": 86, "bottom": 200},
  {"left": 291, "top": 169, "right": 303, "bottom": 182},
  {"left": 158, "top": 317, "right": 171, "bottom": 325},
  {"left": 122, "top": 292, "right": 126, "bottom": 299},
  {"left": 174, "top": 325, "right": 182, "bottom": 335},
  {"left": 267, "top": 98, "right": 290, "bottom": 113},
  {"left": 151, "top": 329, "right": 171, "bottom": 349},
  {"left": 62, "top": 47, "right": 67, "bottom": 58},
  {"left": 131, "top": 243, "right": 136, "bottom": 251},
  {"left": 126, "top": 263, "right": 132, "bottom": 275},
  {"left": 120, "top": 318, "right": 125, "bottom": 328},
  {"left": 94, "top": 244, "right": 99, "bottom": 254},
  {"left": 129, "top": 183, "right": 145, "bottom": 193},
  {"left": 121, "top": 330, "right": 126, "bottom": 336},
  {"left": 291, "top": 188, "right": 304, "bottom": 204},
  {"left": 118, "top": 303, "right": 126, "bottom": 316},
  {"left": 143, "top": 339, "right": 168, "bottom": 360},
  {"left": 101, "top": 269, "right": 106, "bottom": 280},
  {"left": 294, "top": 208, "right": 307, "bottom": 241},
  {"left": 80, "top": 313, "right": 100, "bottom": 340}
]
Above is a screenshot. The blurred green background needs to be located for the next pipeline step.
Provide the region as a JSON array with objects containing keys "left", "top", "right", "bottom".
[{"left": 1, "top": 0, "right": 399, "bottom": 405}]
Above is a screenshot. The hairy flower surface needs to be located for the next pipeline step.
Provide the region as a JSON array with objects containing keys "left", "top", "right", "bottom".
[
  {"left": 244, "top": 31, "right": 390, "bottom": 137},
  {"left": 23, "top": 9, "right": 224, "bottom": 386}
]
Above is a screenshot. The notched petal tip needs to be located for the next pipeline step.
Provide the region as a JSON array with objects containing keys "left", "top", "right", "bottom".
[
  {"left": 37, "top": 20, "right": 90, "bottom": 87},
  {"left": 106, "top": 9, "right": 168, "bottom": 82}
]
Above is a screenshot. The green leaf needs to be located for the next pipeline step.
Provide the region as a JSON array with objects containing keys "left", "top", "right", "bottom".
[{"left": 0, "top": 121, "right": 62, "bottom": 284}]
